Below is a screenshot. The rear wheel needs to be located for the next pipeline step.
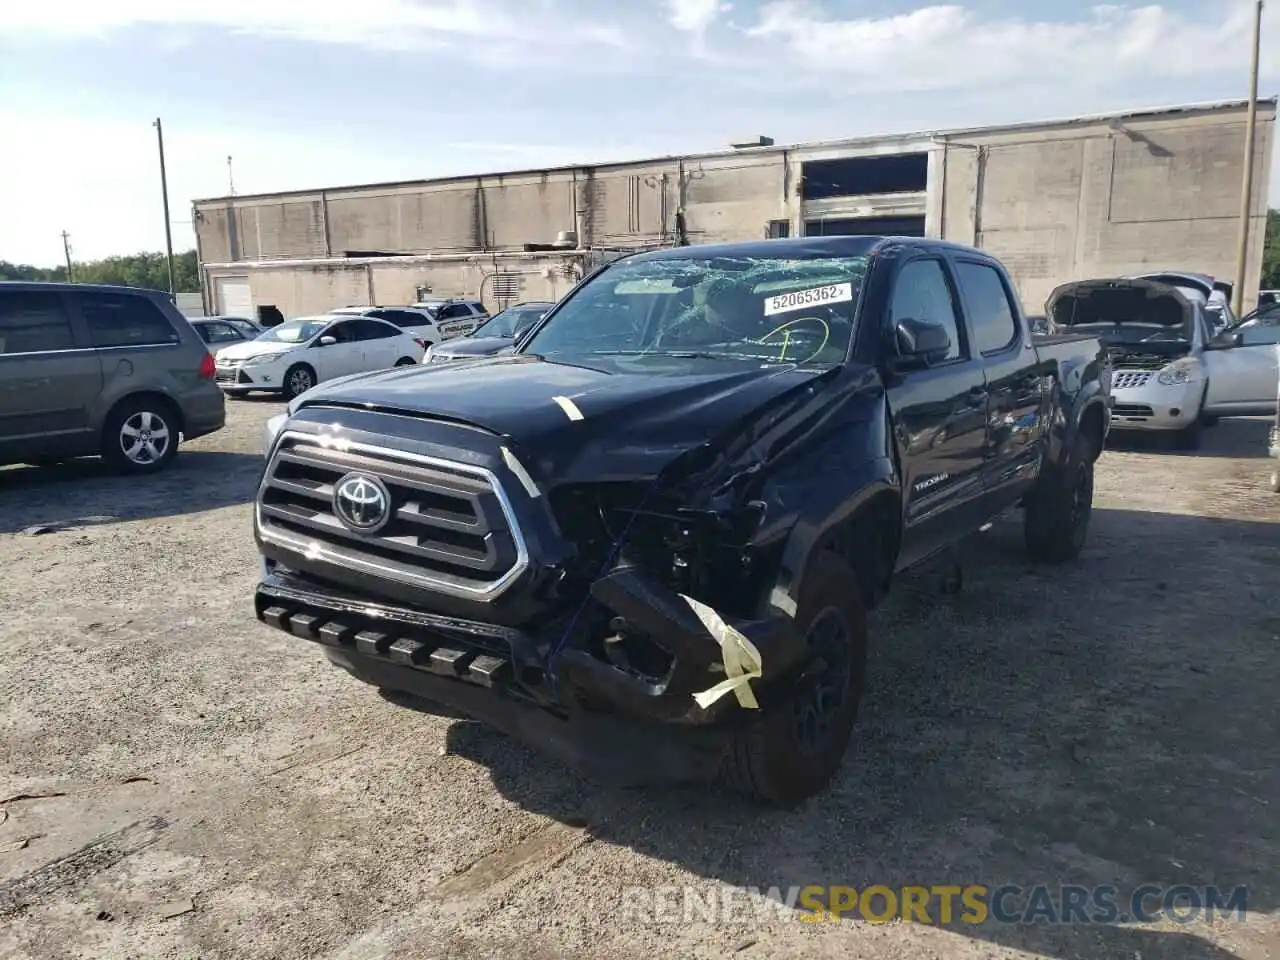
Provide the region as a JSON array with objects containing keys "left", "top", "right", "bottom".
[
  {"left": 1024, "top": 432, "right": 1094, "bottom": 563},
  {"left": 101, "top": 397, "right": 179, "bottom": 475},
  {"left": 394, "top": 357, "right": 417, "bottom": 367},
  {"left": 719, "top": 551, "right": 867, "bottom": 807}
]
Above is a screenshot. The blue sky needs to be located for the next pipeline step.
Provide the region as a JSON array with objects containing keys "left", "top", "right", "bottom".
[{"left": 1, "top": 0, "right": 1277, "bottom": 265}]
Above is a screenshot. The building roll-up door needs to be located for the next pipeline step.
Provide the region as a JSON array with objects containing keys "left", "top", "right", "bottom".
[{"left": 215, "top": 277, "right": 253, "bottom": 317}]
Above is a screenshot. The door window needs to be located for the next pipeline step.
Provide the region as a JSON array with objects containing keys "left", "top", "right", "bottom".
[
  {"left": 320, "top": 321, "right": 357, "bottom": 344},
  {"left": 198, "top": 321, "right": 244, "bottom": 344},
  {"left": 438, "top": 304, "right": 473, "bottom": 320},
  {"left": 954, "top": 261, "right": 1020, "bottom": 355},
  {"left": 368, "top": 309, "right": 423, "bottom": 329},
  {"left": 77, "top": 292, "right": 179, "bottom": 348},
  {"left": 889, "top": 259, "right": 965, "bottom": 362},
  {"left": 1240, "top": 320, "right": 1280, "bottom": 346},
  {"left": 349, "top": 318, "right": 398, "bottom": 341},
  {"left": 0, "top": 291, "right": 76, "bottom": 354}
]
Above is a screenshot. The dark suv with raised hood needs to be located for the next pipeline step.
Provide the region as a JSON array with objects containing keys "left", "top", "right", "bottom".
[
  {"left": 252, "top": 237, "right": 1110, "bottom": 806},
  {"left": 0, "top": 282, "right": 225, "bottom": 473}
]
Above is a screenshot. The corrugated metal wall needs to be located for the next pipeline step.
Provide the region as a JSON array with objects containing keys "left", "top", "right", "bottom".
[{"left": 195, "top": 102, "right": 1275, "bottom": 316}]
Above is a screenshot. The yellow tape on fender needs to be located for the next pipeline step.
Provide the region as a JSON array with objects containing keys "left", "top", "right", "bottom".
[{"left": 682, "top": 594, "right": 763, "bottom": 710}]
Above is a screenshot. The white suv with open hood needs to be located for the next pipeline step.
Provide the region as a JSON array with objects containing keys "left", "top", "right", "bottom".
[{"left": 1046, "top": 277, "right": 1214, "bottom": 448}]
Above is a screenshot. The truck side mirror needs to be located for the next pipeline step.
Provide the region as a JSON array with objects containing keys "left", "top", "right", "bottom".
[{"left": 894, "top": 317, "right": 952, "bottom": 365}]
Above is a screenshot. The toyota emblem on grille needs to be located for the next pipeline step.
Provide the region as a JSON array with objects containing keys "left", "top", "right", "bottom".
[{"left": 333, "top": 473, "right": 392, "bottom": 533}]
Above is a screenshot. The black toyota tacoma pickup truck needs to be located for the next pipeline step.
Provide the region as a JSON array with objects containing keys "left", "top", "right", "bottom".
[{"left": 253, "top": 236, "right": 1111, "bottom": 806}]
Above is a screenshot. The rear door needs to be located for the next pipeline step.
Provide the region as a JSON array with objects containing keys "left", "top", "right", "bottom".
[
  {"left": 882, "top": 256, "right": 990, "bottom": 568},
  {"left": 951, "top": 257, "right": 1048, "bottom": 510},
  {"left": 349, "top": 318, "right": 403, "bottom": 369},
  {"left": 0, "top": 288, "right": 103, "bottom": 458}
]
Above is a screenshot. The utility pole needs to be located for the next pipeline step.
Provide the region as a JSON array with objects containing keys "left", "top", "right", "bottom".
[
  {"left": 153, "top": 117, "right": 176, "bottom": 299},
  {"left": 227, "top": 155, "right": 235, "bottom": 196},
  {"left": 1233, "top": 0, "right": 1264, "bottom": 318},
  {"left": 61, "top": 231, "right": 73, "bottom": 282}
]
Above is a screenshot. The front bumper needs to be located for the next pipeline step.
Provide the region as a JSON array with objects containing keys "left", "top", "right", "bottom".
[
  {"left": 254, "top": 560, "right": 806, "bottom": 786},
  {"left": 1108, "top": 376, "right": 1205, "bottom": 431},
  {"left": 215, "top": 358, "right": 287, "bottom": 391}
]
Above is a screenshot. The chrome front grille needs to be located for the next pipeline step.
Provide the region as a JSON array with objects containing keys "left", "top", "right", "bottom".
[
  {"left": 256, "top": 432, "right": 528, "bottom": 600},
  {"left": 1112, "top": 371, "right": 1152, "bottom": 390}
]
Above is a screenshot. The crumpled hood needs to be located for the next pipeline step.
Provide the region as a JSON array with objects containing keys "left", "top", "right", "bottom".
[
  {"left": 216, "top": 339, "right": 297, "bottom": 362},
  {"left": 433, "top": 336, "right": 516, "bottom": 358},
  {"left": 292, "top": 354, "right": 848, "bottom": 484}
]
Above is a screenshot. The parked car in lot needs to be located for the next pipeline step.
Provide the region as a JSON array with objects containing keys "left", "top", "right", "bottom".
[
  {"left": 423, "top": 301, "right": 554, "bottom": 363},
  {"left": 408, "top": 298, "right": 489, "bottom": 339},
  {"left": 214, "top": 314, "right": 425, "bottom": 400},
  {"left": 0, "top": 282, "right": 225, "bottom": 473},
  {"left": 331, "top": 301, "right": 488, "bottom": 345},
  {"left": 1048, "top": 276, "right": 1280, "bottom": 447},
  {"left": 252, "top": 236, "right": 1110, "bottom": 807},
  {"left": 189, "top": 315, "right": 264, "bottom": 346}
]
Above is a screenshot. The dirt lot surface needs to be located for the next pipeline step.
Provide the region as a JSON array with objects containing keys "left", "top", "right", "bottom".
[{"left": 1, "top": 400, "right": 1277, "bottom": 960}]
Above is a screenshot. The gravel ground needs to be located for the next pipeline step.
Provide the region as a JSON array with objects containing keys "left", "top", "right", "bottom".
[{"left": 0, "top": 400, "right": 1277, "bottom": 960}]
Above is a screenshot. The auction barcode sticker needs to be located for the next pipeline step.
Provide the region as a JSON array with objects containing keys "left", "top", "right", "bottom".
[{"left": 763, "top": 282, "right": 853, "bottom": 317}]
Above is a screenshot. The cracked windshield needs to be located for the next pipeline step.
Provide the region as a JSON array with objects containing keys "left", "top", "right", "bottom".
[{"left": 523, "top": 255, "right": 868, "bottom": 368}]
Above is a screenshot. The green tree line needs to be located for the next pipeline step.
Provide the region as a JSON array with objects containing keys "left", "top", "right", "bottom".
[{"left": 0, "top": 250, "right": 201, "bottom": 292}]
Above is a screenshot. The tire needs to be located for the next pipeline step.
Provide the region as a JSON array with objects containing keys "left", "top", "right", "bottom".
[
  {"left": 719, "top": 551, "right": 868, "bottom": 807},
  {"left": 281, "top": 363, "right": 316, "bottom": 401},
  {"left": 394, "top": 357, "right": 417, "bottom": 367},
  {"left": 1024, "top": 432, "right": 1094, "bottom": 563},
  {"left": 101, "top": 397, "right": 179, "bottom": 475}
]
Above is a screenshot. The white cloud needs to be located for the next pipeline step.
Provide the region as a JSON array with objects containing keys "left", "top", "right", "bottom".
[
  {"left": 742, "top": 1, "right": 1276, "bottom": 91},
  {"left": 666, "top": 0, "right": 730, "bottom": 34},
  {"left": 0, "top": 0, "right": 626, "bottom": 52}
]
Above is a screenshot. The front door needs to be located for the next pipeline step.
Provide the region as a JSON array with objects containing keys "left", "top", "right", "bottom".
[
  {"left": 884, "top": 257, "right": 990, "bottom": 569},
  {"left": 1204, "top": 317, "right": 1280, "bottom": 414},
  {"left": 951, "top": 258, "right": 1049, "bottom": 511},
  {"left": 0, "top": 289, "right": 103, "bottom": 460},
  {"left": 309, "top": 319, "right": 363, "bottom": 382}
]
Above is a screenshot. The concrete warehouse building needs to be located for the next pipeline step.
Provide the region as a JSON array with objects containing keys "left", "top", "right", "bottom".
[{"left": 193, "top": 98, "right": 1277, "bottom": 320}]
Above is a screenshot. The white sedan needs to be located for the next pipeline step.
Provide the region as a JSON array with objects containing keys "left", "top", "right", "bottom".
[{"left": 214, "top": 314, "right": 426, "bottom": 400}]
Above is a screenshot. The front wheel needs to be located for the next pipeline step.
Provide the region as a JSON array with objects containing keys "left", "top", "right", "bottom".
[
  {"left": 719, "top": 551, "right": 867, "bottom": 807},
  {"left": 1024, "top": 432, "right": 1094, "bottom": 563},
  {"left": 101, "top": 398, "right": 179, "bottom": 475},
  {"left": 281, "top": 363, "right": 316, "bottom": 401}
]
